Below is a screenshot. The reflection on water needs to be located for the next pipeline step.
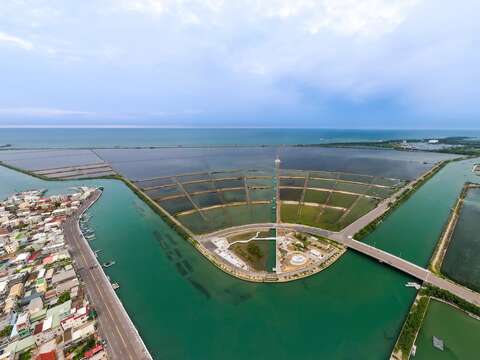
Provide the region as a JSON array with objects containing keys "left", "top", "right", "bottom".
[{"left": 94, "top": 146, "right": 456, "bottom": 181}]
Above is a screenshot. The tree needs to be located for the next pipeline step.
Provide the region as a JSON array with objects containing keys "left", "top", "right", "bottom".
[
  {"left": 58, "top": 291, "right": 71, "bottom": 304},
  {"left": 0, "top": 325, "right": 12, "bottom": 337}
]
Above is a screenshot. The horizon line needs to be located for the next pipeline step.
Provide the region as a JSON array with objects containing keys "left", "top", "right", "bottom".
[{"left": 0, "top": 125, "right": 480, "bottom": 130}]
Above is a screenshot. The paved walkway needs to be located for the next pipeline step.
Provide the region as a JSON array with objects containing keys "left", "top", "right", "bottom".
[{"left": 64, "top": 190, "right": 152, "bottom": 360}]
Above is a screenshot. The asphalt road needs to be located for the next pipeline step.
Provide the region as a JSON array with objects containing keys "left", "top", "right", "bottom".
[{"left": 63, "top": 190, "right": 152, "bottom": 360}]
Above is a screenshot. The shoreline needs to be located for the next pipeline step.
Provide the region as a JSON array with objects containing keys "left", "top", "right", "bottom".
[
  {"left": 66, "top": 189, "right": 152, "bottom": 360},
  {"left": 429, "top": 182, "right": 480, "bottom": 273}
]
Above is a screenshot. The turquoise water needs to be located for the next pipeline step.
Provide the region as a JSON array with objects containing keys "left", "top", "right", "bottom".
[
  {"left": 1, "top": 128, "right": 479, "bottom": 148},
  {"left": 415, "top": 300, "right": 480, "bottom": 359},
  {"left": 0, "top": 164, "right": 415, "bottom": 359},
  {"left": 364, "top": 158, "right": 480, "bottom": 267},
  {"left": 2, "top": 151, "right": 479, "bottom": 359}
]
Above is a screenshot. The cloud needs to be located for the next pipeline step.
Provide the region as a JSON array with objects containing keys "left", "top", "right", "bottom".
[
  {"left": 0, "top": 32, "right": 34, "bottom": 50},
  {"left": 0, "top": 107, "right": 94, "bottom": 117},
  {"left": 1, "top": 0, "right": 480, "bottom": 127}
]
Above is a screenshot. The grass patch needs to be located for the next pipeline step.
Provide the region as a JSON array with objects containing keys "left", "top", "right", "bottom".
[
  {"left": 316, "top": 207, "right": 345, "bottom": 230},
  {"left": 307, "top": 178, "right": 336, "bottom": 189},
  {"left": 281, "top": 203, "right": 300, "bottom": 223},
  {"left": 304, "top": 189, "right": 329, "bottom": 204},
  {"left": 334, "top": 181, "right": 370, "bottom": 194},
  {"left": 298, "top": 205, "right": 321, "bottom": 227},
  {"left": 327, "top": 192, "right": 358, "bottom": 208},
  {"left": 338, "top": 197, "right": 378, "bottom": 228},
  {"left": 394, "top": 295, "right": 430, "bottom": 359}
]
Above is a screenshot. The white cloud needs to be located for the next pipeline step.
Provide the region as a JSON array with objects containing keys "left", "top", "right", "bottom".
[
  {"left": 0, "top": 32, "right": 34, "bottom": 50},
  {"left": 0, "top": 107, "right": 93, "bottom": 117},
  {"left": 1, "top": 0, "right": 480, "bottom": 124}
]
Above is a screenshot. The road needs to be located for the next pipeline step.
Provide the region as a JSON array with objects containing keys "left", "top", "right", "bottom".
[
  {"left": 199, "top": 222, "right": 480, "bottom": 306},
  {"left": 63, "top": 190, "right": 152, "bottom": 360}
]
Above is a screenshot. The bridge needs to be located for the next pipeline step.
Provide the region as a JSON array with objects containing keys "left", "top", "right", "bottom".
[{"left": 198, "top": 222, "right": 480, "bottom": 306}]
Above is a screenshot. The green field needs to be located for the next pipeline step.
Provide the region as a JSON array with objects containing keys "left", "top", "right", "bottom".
[
  {"left": 147, "top": 169, "right": 397, "bottom": 234},
  {"left": 338, "top": 197, "right": 377, "bottom": 228},
  {"left": 327, "top": 192, "right": 358, "bottom": 208},
  {"left": 334, "top": 181, "right": 371, "bottom": 194},
  {"left": 298, "top": 205, "right": 320, "bottom": 227},
  {"left": 367, "top": 185, "right": 394, "bottom": 199},
  {"left": 316, "top": 207, "right": 345, "bottom": 230},
  {"left": 281, "top": 203, "right": 300, "bottom": 223},
  {"left": 231, "top": 240, "right": 274, "bottom": 271},
  {"left": 304, "top": 189, "right": 329, "bottom": 204}
]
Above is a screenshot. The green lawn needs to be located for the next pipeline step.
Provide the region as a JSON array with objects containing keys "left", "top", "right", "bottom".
[
  {"left": 297, "top": 205, "right": 321, "bottom": 227},
  {"left": 327, "top": 192, "right": 358, "bottom": 208},
  {"left": 281, "top": 203, "right": 300, "bottom": 223},
  {"left": 338, "top": 197, "right": 377, "bottom": 229},
  {"left": 304, "top": 189, "right": 329, "bottom": 204}
]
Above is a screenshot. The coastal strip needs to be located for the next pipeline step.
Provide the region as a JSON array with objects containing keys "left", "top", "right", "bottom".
[
  {"left": 64, "top": 189, "right": 152, "bottom": 360},
  {"left": 429, "top": 182, "right": 480, "bottom": 273}
]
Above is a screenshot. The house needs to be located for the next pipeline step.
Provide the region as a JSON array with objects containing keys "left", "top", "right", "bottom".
[
  {"left": 52, "top": 269, "right": 76, "bottom": 286},
  {"left": 15, "top": 312, "right": 30, "bottom": 338},
  {"left": 4, "top": 242, "right": 18, "bottom": 255},
  {"left": 61, "top": 306, "right": 88, "bottom": 331},
  {"left": 85, "top": 345, "right": 107, "bottom": 359},
  {"left": 28, "top": 297, "right": 44, "bottom": 316},
  {"left": 36, "top": 350, "right": 56, "bottom": 360}
]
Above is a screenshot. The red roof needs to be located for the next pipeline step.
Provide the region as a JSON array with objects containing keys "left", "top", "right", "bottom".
[
  {"left": 33, "top": 322, "right": 43, "bottom": 335},
  {"left": 28, "top": 251, "right": 41, "bottom": 262},
  {"left": 84, "top": 345, "right": 103, "bottom": 358},
  {"left": 37, "top": 351, "right": 56, "bottom": 360}
]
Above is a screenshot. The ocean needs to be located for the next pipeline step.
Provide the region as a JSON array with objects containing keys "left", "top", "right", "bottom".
[{"left": 1, "top": 128, "right": 479, "bottom": 148}]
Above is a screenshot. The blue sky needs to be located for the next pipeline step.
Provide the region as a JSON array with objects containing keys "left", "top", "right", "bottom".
[{"left": 0, "top": 0, "right": 479, "bottom": 128}]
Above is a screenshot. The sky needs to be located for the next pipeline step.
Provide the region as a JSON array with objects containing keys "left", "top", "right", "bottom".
[{"left": 0, "top": 0, "right": 479, "bottom": 128}]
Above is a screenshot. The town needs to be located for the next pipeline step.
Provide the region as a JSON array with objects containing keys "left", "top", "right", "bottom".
[{"left": 0, "top": 187, "right": 107, "bottom": 360}]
